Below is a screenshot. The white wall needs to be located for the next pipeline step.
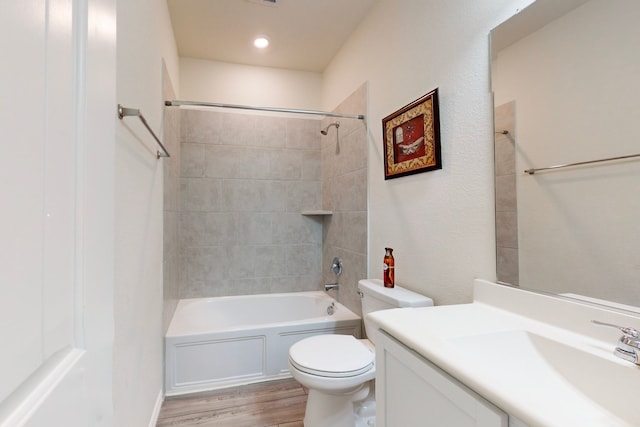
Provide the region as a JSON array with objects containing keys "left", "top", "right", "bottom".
[
  {"left": 493, "top": 0, "right": 640, "bottom": 302},
  {"left": 179, "top": 57, "right": 322, "bottom": 110},
  {"left": 115, "top": 0, "right": 179, "bottom": 424},
  {"left": 322, "top": 0, "right": 533, "bottom": 305}
]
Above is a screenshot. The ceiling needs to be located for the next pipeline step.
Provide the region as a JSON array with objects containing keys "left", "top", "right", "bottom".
[{"left": 166, "top": 0, "right": 378, "bottom": 73}]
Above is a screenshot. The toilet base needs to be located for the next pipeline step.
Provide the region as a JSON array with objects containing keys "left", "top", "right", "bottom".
[
  {"left": 354, "top": 393, "right": 376, "bottom": 427},
  {"left": 303, "top": 383, "right": 372, "bottom": 427}
]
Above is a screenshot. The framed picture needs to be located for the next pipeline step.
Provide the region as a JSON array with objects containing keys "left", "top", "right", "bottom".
[{"left": 382, "top": 88, "right": 441, "bottom": 179}]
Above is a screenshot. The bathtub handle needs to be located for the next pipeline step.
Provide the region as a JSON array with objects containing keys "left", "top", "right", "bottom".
[{"left": 330, "top": 257, "right": 343, "bottom": 277}]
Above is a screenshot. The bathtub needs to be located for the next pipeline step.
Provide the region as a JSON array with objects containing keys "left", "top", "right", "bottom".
[{"left": 165, "top": 291, "right": 361, "bottom": 396}]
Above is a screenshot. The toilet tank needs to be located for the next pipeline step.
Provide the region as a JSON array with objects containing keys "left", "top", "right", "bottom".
[{"left": 358, "top": 279, "right": 433, "bottom": 341}]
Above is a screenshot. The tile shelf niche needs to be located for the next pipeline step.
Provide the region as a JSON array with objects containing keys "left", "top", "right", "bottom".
[{"left": 301, "top": 210, "right": 333, "bottom": 216}]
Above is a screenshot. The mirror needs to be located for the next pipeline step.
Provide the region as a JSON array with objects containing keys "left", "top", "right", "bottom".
[{"left": 491, "top": 0, "right": 640, "bottom": 311}]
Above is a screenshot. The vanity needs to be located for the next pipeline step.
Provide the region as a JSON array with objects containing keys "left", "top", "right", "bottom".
[{"left": 369, "top": 279, "right": 640, "bottom": 427}]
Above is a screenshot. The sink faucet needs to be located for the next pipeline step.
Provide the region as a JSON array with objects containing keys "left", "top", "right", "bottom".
[{"left": 592, "top": 320, "right": 640, "bottom": 365}]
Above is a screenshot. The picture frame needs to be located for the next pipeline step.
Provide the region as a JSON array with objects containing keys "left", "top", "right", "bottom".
[{"left": 382, "top": 88, "right": 441, "bottom": 179}]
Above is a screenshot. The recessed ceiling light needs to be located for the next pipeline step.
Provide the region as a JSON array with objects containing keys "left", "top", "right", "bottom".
[{"left": 254, "top": 36, "right": 270, "bottom": 49}]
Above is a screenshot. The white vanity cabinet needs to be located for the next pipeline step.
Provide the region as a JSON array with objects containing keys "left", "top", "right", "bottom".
[
  {"left": 370, "top": 279, "right": 640, "bottom": 426},
  {"left": 376, "top": 330, "right": 509, "bottom": 427}
]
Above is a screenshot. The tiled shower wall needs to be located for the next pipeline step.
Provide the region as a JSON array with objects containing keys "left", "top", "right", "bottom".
[
  {"left": 162, "top": 66, "right": 180, "bottom": 332},
  {"left": 321, "top": 84, "right": 368, "bottom": 317},
  {"left": 178, "top": 110, "right": 324, "bottom": 297},
  {"left": 494, "top": 101, "right": 518, "bottom": 285}
]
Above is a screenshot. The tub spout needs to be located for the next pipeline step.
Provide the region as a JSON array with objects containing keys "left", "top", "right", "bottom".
[{"left": 324, "top": 283, "right": 339, "bottom": 291}]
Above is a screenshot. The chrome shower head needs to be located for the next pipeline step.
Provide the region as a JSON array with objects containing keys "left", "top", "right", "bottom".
[{"left": 320, "top": 121, "right": 340, "bottom": 135}]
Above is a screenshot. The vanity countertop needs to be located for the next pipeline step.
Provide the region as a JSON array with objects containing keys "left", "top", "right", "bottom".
[{"left": 368, "top": 279, "right": 640, "bottom": 427}]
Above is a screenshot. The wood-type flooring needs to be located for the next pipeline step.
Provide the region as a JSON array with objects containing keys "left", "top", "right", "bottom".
[{"left": 156, "top": 378, "right": 306, "bottom": 426}]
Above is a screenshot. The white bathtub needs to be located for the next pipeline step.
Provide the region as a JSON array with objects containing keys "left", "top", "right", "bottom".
[{"left": 165, "top": 291, "right": 362, "bottom": 396}]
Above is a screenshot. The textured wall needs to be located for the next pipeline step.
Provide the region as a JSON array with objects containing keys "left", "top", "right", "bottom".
[
  {"left": 179, "top": 109, "right": 324, "bottom": 297},
  {"left": 322, "top": 0, "right": 534, "bottom": 305},
  {"left": 321, "top": 84, "right": 368, "bottom": 317}
]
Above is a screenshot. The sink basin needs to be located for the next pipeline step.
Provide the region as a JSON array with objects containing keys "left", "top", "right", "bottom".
[{"left": 450, "top": 330, "right": 640, "bottom": 426}]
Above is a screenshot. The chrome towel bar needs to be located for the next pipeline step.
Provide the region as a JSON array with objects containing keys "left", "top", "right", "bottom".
[
  {"left": 524, "top": 152, "right": 640, "bottom": 175},
  {"left": 118, "top": 104, "right": 170, "bottom": 159}
]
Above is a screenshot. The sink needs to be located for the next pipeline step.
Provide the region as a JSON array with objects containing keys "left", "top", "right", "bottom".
[
  {"left": 369, "top": 281, "right": 640, "bottom": 426},
  {"left": 450, "top": 330, "right": 640, "bottom": 426}
]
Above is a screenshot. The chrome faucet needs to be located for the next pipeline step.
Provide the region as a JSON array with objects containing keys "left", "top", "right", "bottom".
[
  {"left": 330, "top": 257, "right": 342, "bottom": 276},
  {"left": 592, "top": 320, "right": 640, "bottom": 365},
  {"left": 323, "top": 257, "right": 342, "bottom": 292},
  {"left": 324, "top": 283, "right": 339, "bottom": 291}
]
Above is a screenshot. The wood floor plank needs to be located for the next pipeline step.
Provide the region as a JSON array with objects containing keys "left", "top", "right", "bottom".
[
  {"left": 159, "top": 379, "right": 306, "bottom": 419},
  {"left": 157, "top": 379, "right": 307, "bottom": 426},
  {"left": 157, "top": 394, "right": 306, "bottom": 426}
]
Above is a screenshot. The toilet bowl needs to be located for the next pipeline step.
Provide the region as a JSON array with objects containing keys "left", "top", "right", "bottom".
[
  {"left": 288, "top": 279, "right": 433, "bottom": 427},
  {"left": 288, "top": 335, "right": 375, "bottom": 427}
]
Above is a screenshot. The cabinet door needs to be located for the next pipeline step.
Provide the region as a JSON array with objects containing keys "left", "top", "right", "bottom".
[{"left": 376, "top": 331, "right": 507, "bottom": 427}]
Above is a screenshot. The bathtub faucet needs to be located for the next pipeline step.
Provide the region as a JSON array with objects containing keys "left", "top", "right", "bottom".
[
  {"left": 324, "top": 257, "right": 342, "bottom": 292},
  {"left": 324, "top": 283, "right": 339, "bottom": 291}
]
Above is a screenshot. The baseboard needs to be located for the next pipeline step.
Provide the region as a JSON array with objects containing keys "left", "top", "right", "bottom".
[{"left": 148, "top": 389, "right": 164, "bottom": 427}]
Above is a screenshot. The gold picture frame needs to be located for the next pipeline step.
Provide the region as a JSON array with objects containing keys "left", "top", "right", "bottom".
[{"left": 382, "top": 88, "right": 441, "bottom": 179}]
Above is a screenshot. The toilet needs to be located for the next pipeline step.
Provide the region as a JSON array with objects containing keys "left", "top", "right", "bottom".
[{"left": 288, "top": 279, "right": 433, "bottom": 427}]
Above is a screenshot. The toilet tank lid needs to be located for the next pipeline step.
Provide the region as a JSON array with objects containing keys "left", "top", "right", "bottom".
[{"left": 358, "top": 279, "right": 434, "bottom": 308}]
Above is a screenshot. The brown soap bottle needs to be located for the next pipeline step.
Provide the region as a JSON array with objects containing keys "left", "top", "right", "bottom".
[{"left": 383, "top": 247, "right": 395, "bottom": 288}]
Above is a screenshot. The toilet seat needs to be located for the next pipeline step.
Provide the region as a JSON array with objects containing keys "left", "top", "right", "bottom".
[{"left": 289, "top": 335, "right": 374, "bottom": 378}]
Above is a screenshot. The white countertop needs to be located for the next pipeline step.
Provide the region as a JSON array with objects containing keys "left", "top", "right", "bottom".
[{"left": 368, "top": 280, "right": 640, "bottom": 427}]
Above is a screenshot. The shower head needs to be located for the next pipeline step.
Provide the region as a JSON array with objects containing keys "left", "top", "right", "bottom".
[{"left": 320, "top": 121, "right": 340, "bottom": 135}]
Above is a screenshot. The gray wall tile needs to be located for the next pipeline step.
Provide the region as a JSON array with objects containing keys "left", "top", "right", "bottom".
[
  {"left": 287, "top": 118, "right": 321, "bottom": 150},
  {"left": 255, "top": 116, "right": 287, "bottom": 148},
  {"left": 181, "top": 109, "right": 223, "bottom": 144},
  {"left": 285, "top": 181, "right": 322, "bottom": 212},
  {"left": 496, "top": 211, "right": 518, "bottom": 248},
  {"left": 169, "top": 88, "right": 368, "bottom": 303},
  {"left": 321, "top": 83, "right": 369, "bottom": 316},
  {"left": 221, "top": 112, "right": 257, "bottom": 146},
  {"left": 494, "top": 101, "right": 518, "bottom": 285},
  {"left": 254, "top": 246, "right": 287, "bottom": 278},
  {"left": 495, "top": 174, "right": 517, "bottom": 212},
  {"left": 205, "top": 145, "right": 271, "bottom": 179},
  {"left": 177, "top": 109, "right": 324, "bottom": 297},
  {"left": 497, "top": 247, "right": 519, "bottom": 286},
  {"left": 181, "top": 178, "right": 222, "bottom": 212},
  {"left": 180, "top": 143, "right": 206, "bottom": 177},
  {"left": 162, "top": 86, "right": 181, "bottom": 333},
  {"left": 269, "top": 149, "right": 303, "bottom": 180}
]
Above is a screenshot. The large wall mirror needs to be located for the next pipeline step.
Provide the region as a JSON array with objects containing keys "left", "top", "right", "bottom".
[{"left": 491, "top": 0, "right": 640, "bottom": 311}]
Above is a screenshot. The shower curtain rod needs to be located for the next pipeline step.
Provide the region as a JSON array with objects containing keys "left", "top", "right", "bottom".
[{"left": 165, "top": 100, "right": 365, "bottom": 120}]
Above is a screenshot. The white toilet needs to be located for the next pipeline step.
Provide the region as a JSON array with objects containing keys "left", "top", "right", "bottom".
[{"left": 288, "top": 279, "right": 433, "bottom": 427}]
